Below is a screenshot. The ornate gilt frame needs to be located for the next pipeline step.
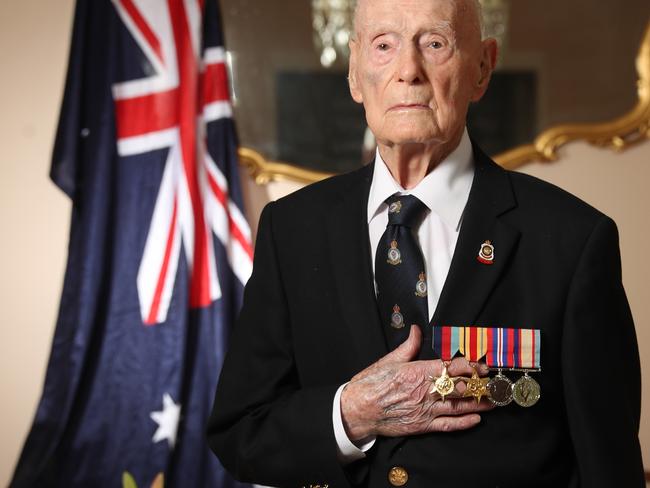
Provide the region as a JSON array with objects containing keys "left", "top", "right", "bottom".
[{"left": 239, "top": 22, "right": 650, "bottom": 184}]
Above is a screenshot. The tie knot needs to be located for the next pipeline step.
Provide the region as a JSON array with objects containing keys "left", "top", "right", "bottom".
[{"left": 386, "top": 194, "right": 427, "bottom": 227}]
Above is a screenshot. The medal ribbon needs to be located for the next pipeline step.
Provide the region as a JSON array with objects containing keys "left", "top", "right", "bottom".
[
  {"left": 432, "top": 326, "right": 462, "bottom": 360},
  {"left": 486, "top": 327, "right": 515, "bottom": 368},
  {"left": 515, "top": 328, "right": 541, "bottom": 369},
  {"left": 459, "top": 326, "right": 488, "bottom": 362}
]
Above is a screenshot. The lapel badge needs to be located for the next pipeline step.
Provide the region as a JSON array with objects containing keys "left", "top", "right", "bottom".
[
  {"left": 390, "top": 305, "right": 405, "bottom": 329},
  {"left": 388, "top": 200, "right": 402, "bottom": 214},
  {"left": 415, "top": 272, "right": 427, "bottom": 297},
  {"left": 477, "top": 240, "right": 494, "bottom": 265},
  {"left": 387, "top": 240, "right": 402, "bottom": 265}
]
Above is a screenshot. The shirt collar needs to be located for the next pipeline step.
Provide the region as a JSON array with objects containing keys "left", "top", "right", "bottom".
[{"left": 367, "top": 127, "right": 474, "bottom": 230}]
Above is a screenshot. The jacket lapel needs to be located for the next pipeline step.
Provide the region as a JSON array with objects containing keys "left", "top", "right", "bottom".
[
  {"left": 426, "top": 146, "right": 520, "bottom": 356},
  {"left": 325, "top": 163, "right": 389, "bottom": 370}
]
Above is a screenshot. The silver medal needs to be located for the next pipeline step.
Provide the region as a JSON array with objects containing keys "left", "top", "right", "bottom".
[{"left": 487, "top": 370, "right": 513, "bottom": 406}]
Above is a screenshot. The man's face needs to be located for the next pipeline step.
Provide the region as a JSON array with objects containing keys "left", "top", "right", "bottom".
[{"left": 349, "top": 0, "right": 496, "bottom": 148}]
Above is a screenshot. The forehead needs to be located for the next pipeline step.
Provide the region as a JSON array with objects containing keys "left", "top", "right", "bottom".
[{"left": 355, "top": 0, "right": 472, "bottom": 36}]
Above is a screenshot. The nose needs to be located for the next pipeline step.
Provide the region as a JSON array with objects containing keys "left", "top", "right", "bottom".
[{"left": 396, "top": 43, "right": 424, "bottom": 84}]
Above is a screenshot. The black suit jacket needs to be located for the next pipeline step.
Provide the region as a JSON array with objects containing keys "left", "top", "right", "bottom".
[{"left": 207, "top": 146, "right": 644, "bottom": 487}]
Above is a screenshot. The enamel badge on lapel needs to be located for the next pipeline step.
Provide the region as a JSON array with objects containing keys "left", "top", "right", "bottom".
[
  {"left": 390, "top": 305, "right": 405, "bottom": 329},
  {"left": 387, "top": 240, "right": 402, "bottom": 265},
  {"left": 415, "top": 272, "right": 427, "bottom": 297},
  {"left": 477, "top": 240, "right": 494, "bottom": 265}
]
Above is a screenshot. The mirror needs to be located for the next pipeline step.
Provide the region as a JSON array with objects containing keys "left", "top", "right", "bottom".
[{"left": 219, "top": 0, "right": 650, "bottom": 180}]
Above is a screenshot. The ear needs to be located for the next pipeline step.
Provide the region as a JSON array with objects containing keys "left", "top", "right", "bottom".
[
  {"left": 470, "top": 37, "right": 498, "bottom": 102},
  {"left": 348, "top": 39, "right": 364, "bottom": 104}
]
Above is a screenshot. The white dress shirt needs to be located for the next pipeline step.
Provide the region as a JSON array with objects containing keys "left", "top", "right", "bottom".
[{"left": 332, "top": 128, "right": 475, "bottom": 463}]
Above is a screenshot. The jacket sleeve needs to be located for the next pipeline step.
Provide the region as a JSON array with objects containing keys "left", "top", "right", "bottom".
[
  {"left": 561, "top": 215, "right": 644, "bottom": 487},
  {"left": 206, "top": 202, "right": 353, "bottom": 488}
]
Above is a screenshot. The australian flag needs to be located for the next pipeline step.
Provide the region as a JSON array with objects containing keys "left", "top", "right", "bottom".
[{"left": 11, "top": 0, "right": 253, "bottom": 486}]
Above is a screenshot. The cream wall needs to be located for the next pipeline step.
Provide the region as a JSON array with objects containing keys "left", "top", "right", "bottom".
[
  {"left": 1, "top": 2, "right": 650, "bottom": 487},
  {"left": 0, "top": 1, "right": 75, "bottom": 485}
]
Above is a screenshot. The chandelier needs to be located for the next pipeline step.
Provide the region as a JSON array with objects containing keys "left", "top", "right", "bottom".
[
  {"left": 311, "top": 0, "right": 510, "bottom": 68},
  {"left": 480, "top": 0, "right": 510, "bottom": 48},
  {"left": 311, "top": 0, "right": 356, "bottom": 68}
]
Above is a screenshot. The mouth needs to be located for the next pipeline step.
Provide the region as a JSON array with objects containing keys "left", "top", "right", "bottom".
[{"left": 388, "top": 103, "right": 430, "bottom": 112}]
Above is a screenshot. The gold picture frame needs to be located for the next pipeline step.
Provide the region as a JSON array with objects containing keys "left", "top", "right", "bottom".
[{"left": 239, "top": 21, "right": 650, "bottom": 184}]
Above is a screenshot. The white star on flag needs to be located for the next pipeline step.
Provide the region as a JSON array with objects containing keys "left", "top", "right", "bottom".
[{"left": 150, "top": 393, "right": 181, "bottom": 448}]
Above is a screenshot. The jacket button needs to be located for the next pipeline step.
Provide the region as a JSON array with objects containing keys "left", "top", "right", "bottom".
[{"left": 388, "top": 466, "right": 409, "bottom": 486}]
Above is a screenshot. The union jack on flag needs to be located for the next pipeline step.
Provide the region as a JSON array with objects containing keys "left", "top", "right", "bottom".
[
  {"left": 112, "top": 0, "right": 253, "bottom": 324},
  {"left": 12, "top": 0, "right": 253, "bottom": 486}
]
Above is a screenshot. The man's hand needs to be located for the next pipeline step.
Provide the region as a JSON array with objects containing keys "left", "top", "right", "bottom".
[{"left": 340, "top": 325, "right": 493, "bottom": 442}]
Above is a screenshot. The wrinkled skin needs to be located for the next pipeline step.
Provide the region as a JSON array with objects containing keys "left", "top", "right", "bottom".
[
  {"left": 341, "top": 326, "right": 493, "bottom": 440},
  {"left": 348, "top": 0, "right": 497, "bottom": 187},
  {"left": 341, "top": 0, "right": 498, "bottom": 441}
]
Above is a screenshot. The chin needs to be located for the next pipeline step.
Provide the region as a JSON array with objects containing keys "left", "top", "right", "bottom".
[
  {"left": 376, "top": 115, "right": 443, "bottom": 145},
  {"left": 381, "top": 127, "right": 442, "bottom": 146}
]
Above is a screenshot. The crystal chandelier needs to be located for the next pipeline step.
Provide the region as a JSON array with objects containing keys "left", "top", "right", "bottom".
[
  {"left": 311, "top": 0, "right": 510, "bottom": 69},
  {"left": 311, "top": 0, "right": 356, "bottom": 68},
  {"left": 480, "top": 0, "right": 510, "bottom": 48}
]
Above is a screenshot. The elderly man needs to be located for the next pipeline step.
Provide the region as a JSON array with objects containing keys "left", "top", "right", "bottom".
[{"left": 208, "top": 0, "right": 644, "bottom": 486}]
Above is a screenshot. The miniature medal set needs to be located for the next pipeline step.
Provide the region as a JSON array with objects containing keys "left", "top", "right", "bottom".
[{"left": 429, "top": 326, "right": 541, "bottom": 407}]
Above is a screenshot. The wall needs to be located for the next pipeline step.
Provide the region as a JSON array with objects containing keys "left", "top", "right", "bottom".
[{"left": 0, "top": 0, "right": 75, "bottom": 485}]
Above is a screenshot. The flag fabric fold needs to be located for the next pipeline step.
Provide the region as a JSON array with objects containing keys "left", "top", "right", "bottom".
[{"left": 12, "top": 1, "right": 252, "bottom": 486}]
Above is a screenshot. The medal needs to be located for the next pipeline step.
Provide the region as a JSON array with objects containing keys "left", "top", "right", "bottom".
[
  {"left": 388, "top": 199, "right": 402, "bottom": 214},
  {"left": 512, "top": 329, "right": 542, "bottom": 407},
  {"left": 390, "top": 305, "right": 404, "bottom": 329},
  {"left": 463, "top": 368, "right": 489, "bottom": 403},
  {"left": 512, "top": 373, "right": 541, "bottom": 407},
  {"left": 485, "top": 327, "right": 542, "bottom": 407},
  {"left": 459, "top": 326, "right": 489, "bottom": 403},
  {"left": 487, "top": 370, "right": 514, "bottom": 406},
  {"left": 486, "top": 327, "right": 515, "bottom": 406},
  {"left": 414, "top": 272, "right": 427, "bottom": 297},
  {"left": 459, "top": 326, "right": 488, "bottom": 363},
  {"left": 387, "top": 240, "right": 402, "bottom": 265},
  {"left": 430, "top": 326, "right": 463, "bottom": 401},
  {"left": 432, "top": 326, "right": 462, "bottom": 363},
  {"left": 429, "top": 363, "right": 456, "bottom": 401}
]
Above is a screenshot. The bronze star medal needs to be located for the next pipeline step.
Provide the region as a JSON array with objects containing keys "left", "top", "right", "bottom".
[
  {"left": 429, "top": 363, "right": 456, "bottom": 401},
  {"left": 463, "top": 367, "right": 489, "bottom": 403}
]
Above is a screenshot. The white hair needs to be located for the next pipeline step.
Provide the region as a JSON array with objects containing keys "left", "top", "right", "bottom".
[{"left": 352, "top": 0, "right": 485, "bottom": 40}]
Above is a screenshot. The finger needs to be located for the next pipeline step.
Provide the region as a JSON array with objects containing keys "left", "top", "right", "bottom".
[
  {"left": 447, "top": 357, "right": 489, "bottom": 377},
  {"left": 375, "top": 324, "right": 422, "bottom": 365},
  {"left": 478, "top": 362, "right": 489, "bottom": 375},
  {"left": 349, "top": 325, "right": 423, "bottom": 382},
  {"left": 434, "top": 397, "right": 495, "bottom": 414},
  {"left": 428, "top": 413, "right": 482, "bottom": 433}
]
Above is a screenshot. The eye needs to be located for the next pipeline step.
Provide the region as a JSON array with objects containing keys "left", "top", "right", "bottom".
[
  {"left": 429, "top": 41, "right": 443, "bottom": 49},
  {"left": 376, "top": 42, "right": 390, "bottom": 51}
]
